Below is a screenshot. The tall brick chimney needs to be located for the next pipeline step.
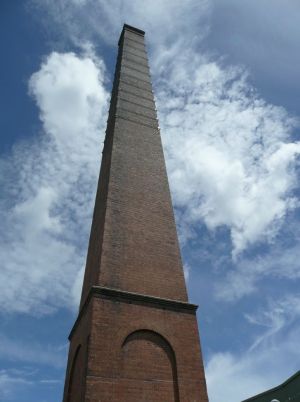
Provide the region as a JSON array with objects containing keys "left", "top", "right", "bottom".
[{"left": 62, "top": 24, "right": 209, "bottom": 402}]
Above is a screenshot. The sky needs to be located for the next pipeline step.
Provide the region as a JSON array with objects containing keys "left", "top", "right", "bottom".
[{"left": 1, "top": 1, "right": 300, "bottom": 401}]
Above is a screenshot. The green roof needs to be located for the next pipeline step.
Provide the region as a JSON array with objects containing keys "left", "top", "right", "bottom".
[{"left": 241, "top": 371, "right": 300, "bottom": 402}]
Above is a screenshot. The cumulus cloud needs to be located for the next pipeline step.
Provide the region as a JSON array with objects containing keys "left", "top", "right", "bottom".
[{"left": 0, "top": 49, "right": 109, "bottom": 314}]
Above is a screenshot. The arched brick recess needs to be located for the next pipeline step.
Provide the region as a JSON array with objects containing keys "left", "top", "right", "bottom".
[
  {"left": 67, "top": 345, "right": 83, "bottom": 402},
  {"left": 119, "top": 329, "right": 179, "bottom": 402}
]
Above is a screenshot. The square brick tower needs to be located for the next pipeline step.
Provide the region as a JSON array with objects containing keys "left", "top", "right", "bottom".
[{"left": 62, "top": 24, "right": 209, "bottom": 402}]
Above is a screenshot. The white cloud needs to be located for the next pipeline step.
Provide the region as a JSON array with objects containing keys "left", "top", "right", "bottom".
[
  {"left": 183, "top": 263, "right": 191, "bottom": 283},
  {"left": 245, "top": 294, "right": 300, "bottom": 350},
  {"left": 29, "top": 50, "right": 106, "bottom": 144},
  {"left": 0, "top": 49, "right": 109, "bottom": 314},
  {"left": 156, "top": 53, "right": 300, "bottom": 256},
  {"left": 71, "top": 265, "right": 85, "bottom": 307},
  {"left": 39, "top": 379, "right": 62, "bottom": 384}
]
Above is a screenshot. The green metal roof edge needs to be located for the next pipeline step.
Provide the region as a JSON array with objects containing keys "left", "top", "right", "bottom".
[{"left": 241, "top": 370, "right": 300, "bottom": 401}]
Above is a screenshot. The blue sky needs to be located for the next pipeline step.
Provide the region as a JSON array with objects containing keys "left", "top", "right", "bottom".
[{"left": 1, "top": 1, "right": 300, "bottom": 401}]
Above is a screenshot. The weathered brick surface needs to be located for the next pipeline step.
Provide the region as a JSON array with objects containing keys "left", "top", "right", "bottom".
[{"left": 63, "top": 24, "right": 209, "bottom": 402}]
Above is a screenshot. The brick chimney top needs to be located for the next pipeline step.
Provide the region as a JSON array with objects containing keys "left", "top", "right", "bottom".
[{"left": 118, "top": 23, "right": 145, "bottom": 45}]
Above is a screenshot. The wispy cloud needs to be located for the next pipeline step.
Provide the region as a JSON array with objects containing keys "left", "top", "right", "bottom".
[
  {"left": 206, "top": 292, "right": 300, "bottom": 400},
  {"left": 39, "top": 379, "right": 62, "bottom": 384},
  {"left": 183, "top": 263, "right": 191, "bottom": 283},
  {"left": 206, "top": 320, "right": 300, "bottom": 402},
  {"left": 30, "top": 0, "right": 211, "bottom": 50},
  {"left": 215, "top": 238, "right": 300, "bottom": 302},
  {"left": 0, "top": 333, "right": 66, "bottom": 368},
  {"left": 246, "top": 294, "right": 300, "bottom": 350},
  {"left": 0, "top": 369, "right": 33, "bottom": 400}
]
